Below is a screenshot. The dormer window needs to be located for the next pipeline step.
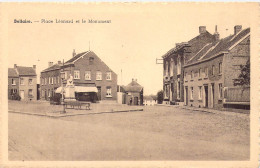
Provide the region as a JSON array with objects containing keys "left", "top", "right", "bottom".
[{"left": 12, "top": 79, "right": 16, "bottom": 85}]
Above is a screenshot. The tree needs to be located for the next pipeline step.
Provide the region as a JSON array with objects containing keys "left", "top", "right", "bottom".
[
  {"left": 157, "top": 90, "right": 164, "bottom": 104},
  {"left": 233, "top": 59, "right": 250, "bottom": 86}
]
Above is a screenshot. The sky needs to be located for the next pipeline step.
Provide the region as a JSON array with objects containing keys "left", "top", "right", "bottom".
[{"left": 6, "top": 3, "right": 254, "bottom": 95}]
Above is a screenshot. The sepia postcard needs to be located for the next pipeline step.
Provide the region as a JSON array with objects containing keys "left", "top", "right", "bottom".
[{"left": 0, "top": 2, "right": 259, "bottom": 168}]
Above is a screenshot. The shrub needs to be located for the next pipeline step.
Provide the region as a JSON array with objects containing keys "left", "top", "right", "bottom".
[{"left": 157, "top": 90, "right": 164, "bottom": 104}]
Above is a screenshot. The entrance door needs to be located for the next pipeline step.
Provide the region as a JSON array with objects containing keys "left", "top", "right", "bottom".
[
  {"left": 204, "top": 86, "right": 208, "bottom": 107},
  {"left": 20, "top": 90, "right": 24, "bottom": 100},
  {"left": 134, "top": 97, "right": 138, "bottom": 105},
  {"left": 185, "top": 86, "right": 188, "bottom": 106},
  {"left": 211, "top": 84, "right": 215, "bottom": 108},
  {"left": 97, "top": 86, "right": 101, "bottom": 100}
]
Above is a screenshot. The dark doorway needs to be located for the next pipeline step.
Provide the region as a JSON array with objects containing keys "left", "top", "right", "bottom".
[
  {"left": 211, "top": 83, "right": 215, "bottom": 108},
  {"left": 97, "top": 86, "right": 101, "bottom": 100},
  {"left": 134, "top": 97, "right": 138, "bottom": 105},
  {"left": 204, "top": 85, "right": 208, "bottom": 107},
  {"left": 185, "top": 86, "right": 188, "bottom": 106}
]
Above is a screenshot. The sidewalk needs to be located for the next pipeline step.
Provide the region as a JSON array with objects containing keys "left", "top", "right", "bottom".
[
  {"left": 8, "top": 100, "right": 143, "bottom": 118},
  {"left": 156, "top": 104, "right": 250, "bottom": 115}
]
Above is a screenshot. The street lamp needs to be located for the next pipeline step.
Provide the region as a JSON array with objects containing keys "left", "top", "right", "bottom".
[{"left": 60, "top": 69, "right": 66, "bottom": 113}]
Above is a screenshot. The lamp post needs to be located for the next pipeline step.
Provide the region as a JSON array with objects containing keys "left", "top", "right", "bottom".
[{"left": 60, "top": 69, "right": 66, "bottom": 113}]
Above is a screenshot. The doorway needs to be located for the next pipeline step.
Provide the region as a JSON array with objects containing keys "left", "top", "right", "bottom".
[
  {"left": 134, "top": 97, "right": 138, "bottom": 105},
  {"left": 185, "top": 86, "right": 188, "bottom": 106},
  {"left": 97, "top": 86, "right": 101, "bottom": 101},
  {"left": 20, "top": 90, "right": 24, "bottom": 100},
  {"left": 211, "top": 84, "right": 215, "bottom": 108},
  {"left": 204, "top": 85, "right": 208, "bottom": 107}
]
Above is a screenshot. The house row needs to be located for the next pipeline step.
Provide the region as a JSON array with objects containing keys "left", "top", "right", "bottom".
[{"left": 162, "top": 25, "right": 250, "bottom": 109}]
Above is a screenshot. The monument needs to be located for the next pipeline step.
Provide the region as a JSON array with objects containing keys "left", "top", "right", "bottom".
[{"left": 64, "top": 74, "right": 76, "bottom": 101}]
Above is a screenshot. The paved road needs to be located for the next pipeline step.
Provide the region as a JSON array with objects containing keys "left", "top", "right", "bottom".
[{"left": 9, "top": 106, "right": 249, "bottom": 161}]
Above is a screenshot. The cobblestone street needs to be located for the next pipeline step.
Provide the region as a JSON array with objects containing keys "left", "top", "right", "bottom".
[{"left": 8, "top": 101, "right": 249, "bottom": 161}]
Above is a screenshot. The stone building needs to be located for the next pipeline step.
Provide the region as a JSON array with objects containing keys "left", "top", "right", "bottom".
[
  {"left": 8, "top": 64, "right": 37, "bottom": 101},
  {"left": 162, "top": 26, "right": 217, "bottom": 105},
  {"left": 183, "top": 26, "right": 250, "bottom": 108},
  {"left": 123, "top": 79, "right": 143, "bottom": 105},
  {"left": 40, "top": 50, "right": 117, "bottom": 102}
]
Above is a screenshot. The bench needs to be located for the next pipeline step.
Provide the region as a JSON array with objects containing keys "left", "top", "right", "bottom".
[{"left": 64, "top": 101, "right": 91, "bottom": 110}]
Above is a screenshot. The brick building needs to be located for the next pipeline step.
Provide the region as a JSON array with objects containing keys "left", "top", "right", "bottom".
[
  {"left": 8, "top": 64, "right": 37, "bottom": 101},
  {"left": 162, "top": 26, "right": 217, "bottom": 105},
  {"left": 40, "top": 50, "right": 117, "bottom": 102},
  {"left": 183, "top": 26, "right": 250, "bottom": 108}
]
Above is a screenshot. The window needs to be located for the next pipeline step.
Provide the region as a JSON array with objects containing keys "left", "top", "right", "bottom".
[
  {"left": 54, "top": 77, "right": 56, "bottom": 84},
  {"left": 85, "top": 71, "right": 91, "bottom": 80},
  {"left": 49, "top": 77, "right": 51, "bottom": 84},
  {"left": 28, "top": 89, "right": 33, "bottom": 97},
  {"left": 190, "top": 87, "right": 194, "bottom": 99},
  {"left": 89, "top": 57, "right": 94, "bottom": 65},
  {"left": 198, "top": 86, "right": 202, "bottom": 100},
  {"left": 177, "top": 56, "right": 181, "bottom": 75},
  {"left": 219, "top": 83, "right": 223, "bottom": 98},
  {"left": 41, "top": 78, "right": 44, "bottom": 85},
  {"left": 20, "top": 78, "right": 24, "bottom": 85},
  {"left": 96, "top": 71, "right": 102, "bottom": 80},
  {"left": 45, "top": 78, "right": 47, "bottom": 85},
  {"left": 170, "top": 58, "right": 174, "bottom": 76},
  {"left": 51, "top": 77, "right": 54, "bottom": 84},
  {"left": 219, "top": 62, "right": 222, "bottom": 74},
  {"left": 205, "top": 67, "right": 208, "bottom": 77},
  {"left": 191, "top": 71, "right": 194, "bottom": 79},
  {"left": 29, "top": 79, "right": 33, "bottom": 85},
  {"left": 106, "top": 86, "right": 112, "bottom": 97},
  {"left": 74, "top": 70, "right": 80, "bottom": 79},
  {"left": 57, "top": 76, "right": 60, "bottom": 83},
  {"left": 212, "top": 65, "right": 215, "bottom": 75},
  {"left": 106, "top": 72, "right": 112, "bottom": 80},
  {"left": 199, "top": 68, "right": 202, "bottom": 78},
  {"left": 11, "top": 79, "right": 16, "bottom": 85}
]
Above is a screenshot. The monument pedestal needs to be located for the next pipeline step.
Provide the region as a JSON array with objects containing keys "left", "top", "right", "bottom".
[{"left": 64, "top": 74, "right": 77, "bottom": 102}]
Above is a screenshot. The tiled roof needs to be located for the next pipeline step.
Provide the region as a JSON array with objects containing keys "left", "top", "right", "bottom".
[
  {"left": 124, "top": 80, "right": 143, "bottom": 92},
  {"left": 42, "top": 64, "right": 61, "bottom": 72},
  {"left": 16, "top": 66, "right": 36, "bottom": 76},
  {"left": 162, "top": 31, "right": 215, "bottom": 58},
  {"left": 186, "top": 28, "right": 250, "bottom": 65},
  {"left": 65, "top": 51, "right": 88, "bottom": 63},
  {"left": 8, "top": 68, "right": 18, "bottom": 77}
]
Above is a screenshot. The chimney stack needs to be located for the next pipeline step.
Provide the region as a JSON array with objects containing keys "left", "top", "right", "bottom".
[
  {"left": 199, "top": 26, "right": 206, "bottom": 34},
  {"left": 72, "top": 49, "right": 76, "bottom": 57},
  {"left": 48, "top": 62, "right": 53, "bottom": 67},
  {"left": 33, "top": 65, "right": 36, "bottom": 70},
  {"left": 214, "top": 25, "right": 220, "bottom": 41},
  {"left": 234, "top": 25, "right": 242, "bottom": 35},
  {"left": 14, "top": 64, "right": 17, "bottom": 69}
]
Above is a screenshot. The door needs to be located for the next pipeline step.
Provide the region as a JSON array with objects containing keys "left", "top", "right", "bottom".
[
  {"left": 20, "top": 90, "right": 24, "bottom": 100},
  {"left": 185, "top": 87, "right": 188, "bottom": 106},
  {"left": 97, "top": 86, "right": 101, "bottom": 100},
  {"left": 204, "top": 86, "right": 208, "bottom": 107},
  {"left": 134, "top": 97, "right": 138, "bottom": 105},
  {"left": 211, "top": 84, "right": 215, "bottom": 108}
]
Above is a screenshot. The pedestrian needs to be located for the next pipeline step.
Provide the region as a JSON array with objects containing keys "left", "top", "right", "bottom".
[{"left": 130, "top": 98, "right": 132, "bottom": 105}]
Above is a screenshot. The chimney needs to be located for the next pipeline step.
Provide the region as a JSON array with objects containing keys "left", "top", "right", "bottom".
[
  {"left": 33, "top": 65, "right": 36, "bottom": 70},
  {"left": 14, "top": 64, "right": 17, "bottom": 69},
  {"left": 199, "top": 26, "right": 206, "bottom": 34},
  {"left": 214, "top": 25, "right": 220, "bottom": 41},
  {"left": 72, "top": 49, "right": 76, "bottom": 57},
  {"left": 234, "top": 25, "right": 242, "bottom": 35},
  {"left": 132, "top": 78, "right": 134, "bottom": 82},
  {"left": 58, "top": 60, "right": 61, "bottom": 65},
  {"left": 48, "top": 62, "right": 53, "bottom": 67}
]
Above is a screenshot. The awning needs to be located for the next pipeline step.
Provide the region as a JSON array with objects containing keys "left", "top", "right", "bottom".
[
  {"left": 55, "top": 86, "right": 98, "bottom": 93},
  {"left": 75, "top": 86, "right": 98, "bottom": 93}
]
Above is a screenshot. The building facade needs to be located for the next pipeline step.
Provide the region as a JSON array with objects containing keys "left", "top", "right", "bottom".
[
  {"left": 40, "top": 50, "right": 117, "bottom": 102},
  {"left": 162, "top": 26, "right": 217, "bottom": 105},
  {"left": 123, "top": 79, "right": 143, "bottom": 105},
  {"left": 183, "top": 26, "right": 250, "bottom": 108},
  {"left": 8, "top": 64, "right": 37, "bottom": 101}
]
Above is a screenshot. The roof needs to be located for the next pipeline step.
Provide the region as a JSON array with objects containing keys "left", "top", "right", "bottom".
[
  {"left": 8, "top": 68, "right": 18, "bottom": 77},
  {"left": 143, "top": 95, "right": 157, "bottom": 100},
  {"left": 16, "top": 66, "right": 36, "bottom": 76},
  {"left": 124, "top": 80, "right": 143, "bottom": 92},
  {"left": 65, "top": 51, "right": 88, "bottom": 63},
  {"left": 162, "top": 31, "right": 215, "bottom": 59},
  {"left": 42, "top": 64, "right": 61, "bottom": 72},
  {"left": 186, "top": 28, "right": 250, "bottom": 66}
]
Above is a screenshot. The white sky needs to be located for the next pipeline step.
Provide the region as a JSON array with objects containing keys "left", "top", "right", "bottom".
[{"left": 6, "top": 3, "right": 253, "bottom": 95}]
